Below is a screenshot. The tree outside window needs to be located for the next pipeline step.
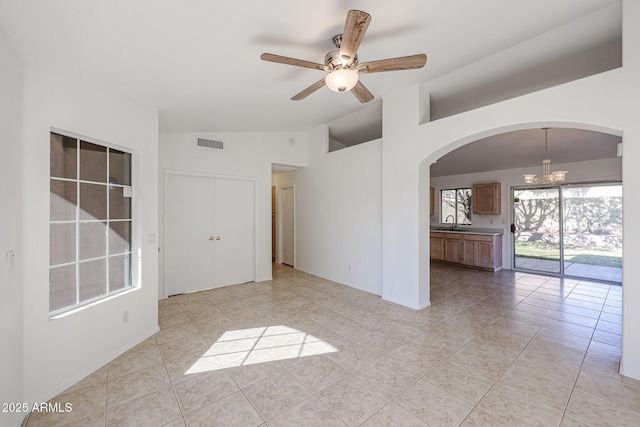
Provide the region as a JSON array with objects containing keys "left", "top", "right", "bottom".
[{"left": 441, "top": 188, "right": 472, "bottom": 225}]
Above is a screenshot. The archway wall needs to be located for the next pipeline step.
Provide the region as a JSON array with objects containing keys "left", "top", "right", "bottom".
[{"left": 381, "top": 0, "right": 640, "bottom": 379}]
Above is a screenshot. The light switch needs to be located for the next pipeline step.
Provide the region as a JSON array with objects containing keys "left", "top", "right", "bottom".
[
  {"left": 6, "top": 250, "right": 15, "bottom": 270},
  {"left": 147, "top": 233, "right": 155, "bottom": 244}
]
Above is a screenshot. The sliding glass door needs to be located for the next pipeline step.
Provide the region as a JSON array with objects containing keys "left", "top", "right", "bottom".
[
  {"left": 512, "top": 182, "right": 622, "bottom": 282},
  {"left": 513, "top": 187, "right": 561, "bottom": 274},
  {"left": 562, "top": 183, "right": 622, "bottom": 282}
]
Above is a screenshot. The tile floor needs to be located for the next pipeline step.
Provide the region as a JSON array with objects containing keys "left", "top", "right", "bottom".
[{"left": 26, "top": 263, "right": 640, "bottom": 426}]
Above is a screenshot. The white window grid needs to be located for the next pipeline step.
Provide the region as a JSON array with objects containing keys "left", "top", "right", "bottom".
[{"left": 49, "top": 134, "right": 133, "bottom": 315}]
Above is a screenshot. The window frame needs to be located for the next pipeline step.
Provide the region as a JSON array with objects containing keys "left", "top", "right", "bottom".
[
  {"left": 49, "top": 129, "right": 136, "bottom": 317},
  {"left": 440, "top": 187, "right": 472, "bottom": 225}
]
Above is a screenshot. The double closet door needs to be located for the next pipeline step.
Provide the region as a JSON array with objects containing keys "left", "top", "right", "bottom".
[{"left": 165, "top": 173, "right": 254, "bottom": 296}]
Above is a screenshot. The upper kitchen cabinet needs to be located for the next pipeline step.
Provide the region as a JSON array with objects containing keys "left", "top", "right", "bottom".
[{"left": 473, "top": 182, "right": 501, "bottom": 215}]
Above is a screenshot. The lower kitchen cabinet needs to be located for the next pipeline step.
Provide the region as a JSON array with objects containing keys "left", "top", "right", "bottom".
[{"left": 430, "top": 231, "right": 502, "bottom": 271}]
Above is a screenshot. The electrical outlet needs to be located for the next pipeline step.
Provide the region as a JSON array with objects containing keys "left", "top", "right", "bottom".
[{"left": 122, "top": 310, "right": 129, "bottom": 324}]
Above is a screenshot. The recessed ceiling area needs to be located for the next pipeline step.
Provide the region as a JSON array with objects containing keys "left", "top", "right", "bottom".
[{"left": 430, "top": 128, "right": 622, "bottom": 178}]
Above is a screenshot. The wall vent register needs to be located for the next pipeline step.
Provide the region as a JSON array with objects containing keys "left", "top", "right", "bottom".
[{"left": 197, "top": 138, "right": 224, "bottom": 149}]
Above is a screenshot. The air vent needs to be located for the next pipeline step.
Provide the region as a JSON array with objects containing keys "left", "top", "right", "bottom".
[{"left": 197, "top": 138, "right": 223, "bottom": 149}]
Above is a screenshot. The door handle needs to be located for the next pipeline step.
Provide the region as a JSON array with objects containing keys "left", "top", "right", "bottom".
[
  {"left": 209, "top": 236, "right": 214, "bottom": 241},
  {"left": 510, "top": 224, "right": 516, "bottom": 233},
  {"left": 216, "top": 236, "right": 221, "bottom": 240}
]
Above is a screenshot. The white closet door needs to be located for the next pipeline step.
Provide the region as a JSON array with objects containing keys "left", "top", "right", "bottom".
[
  {"left": 165, "top": 174, "right": 215, "bottom": 296},
  {"left": 213, "top": 178, "right": 255, "bottom": 286}
]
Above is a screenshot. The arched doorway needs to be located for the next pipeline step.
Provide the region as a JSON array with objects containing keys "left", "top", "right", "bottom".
[{"left": 418, "top": 123, "right": 623, "bottom": 304}]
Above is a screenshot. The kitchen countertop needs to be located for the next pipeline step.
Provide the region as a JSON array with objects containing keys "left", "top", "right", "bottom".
[{"left": 430, "top": 227, "right": 503, "bottom": 236}]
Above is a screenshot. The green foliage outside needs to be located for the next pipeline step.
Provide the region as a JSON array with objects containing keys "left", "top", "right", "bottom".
[{"left": 515, "top": 241, "right": 622, "bottom": 268}]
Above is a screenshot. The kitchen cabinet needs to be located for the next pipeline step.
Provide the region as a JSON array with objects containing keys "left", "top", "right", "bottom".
[
  {"left": 473, "top": 182, "right": 501, "bottom": 215},
  {"left": 444, "top": 234, "right": 463, "bottom": 263},
  {"left": 462, "top": 234, "right": 501, "bottom": 269},
  {"left": 430, "top": 232, "right": 444, "bottom": 260},
  {"left": 430, "top": 231, "right": 502, "bottom": 271}
]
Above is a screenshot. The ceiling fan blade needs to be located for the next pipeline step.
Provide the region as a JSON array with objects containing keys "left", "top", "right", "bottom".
[
  {"left": 292, "top": 78, "right": 326, "bottom": 100},
  {"left": 261, "top": 53, "right": 326, "bottom": 71},
  {"left": 339, "top": 10, "right": 371, "bottom": 65},
  {"left": 358, "top": 54, "right": 427, "bottom": 73},
  {"left": 351, "top": 81, "right": 374, "bottom": 103}
]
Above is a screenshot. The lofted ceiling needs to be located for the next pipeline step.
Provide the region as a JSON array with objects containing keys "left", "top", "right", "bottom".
[{"left": 0, "top": 0, "right": 622, "bottom": 135}]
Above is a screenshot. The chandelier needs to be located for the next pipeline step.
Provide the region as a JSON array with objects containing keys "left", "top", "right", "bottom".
[{"left": 523, "top": 127, "right": 568, "bottom": 184}]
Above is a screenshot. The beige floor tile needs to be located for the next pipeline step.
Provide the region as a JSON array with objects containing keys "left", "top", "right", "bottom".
[
  {"left": 446, "top": 346, "right": 510, "bottom": 381},
  {"left": 107, "top": 362, "right": 171, "bottom": 407},
  {"left": 27, "top": 264, "right": 633, "bottom": 427},
  {"left": 162, "top": 418, "right": 186, "bottom": 426},
  {"left": 106, "top": 386, "right": 182, "bottom": 426},
  {"left": 587, "top": 339, "right": 621, "bottom": 358},
  {"left": 227, "top": 360, "right": 285, "bottom": 389},
  {"left": 185, "top": 390, "right": 264, "bottom": 427},
  {"left": 26, "top": 382, "right": 106, "bottom": 427},
  {"left": 63, "top": 365, "right": 107, "bottom": 394},
  {"left": 243, "top": 370, "right": 312, "bottom": 421},
  {"left": 425, "top": 361, "right": 494, "bottom": 405},
  {"left": 154, "top": 321, "right": 200, "bottom": 345},
  {"left": 61, "top": 411, "right": 106, "bottom": 427},
  {"left": 395, "top": 377, "right": 473, "bottom": 427},
  {"left": 355, "top": 358, "right": 420, "bottom": 399},
  {"left": 575, "top": 370, "right": 640, "bottom": 414},
  {"left": 524, "top": 336, "right": 586, "bottom": 367},
  {"left": 360, "top": 402, "right": 428, "bottom": 426},
  {"left": 385, "top": 342, "right": 441, "bottom": 377},
  {"left": 326, "top": 340, "right": 383, "bottom": 373},
  {"left": 266, "top": 398, "right": 347, "bottom": 427},
  {"left": 497, "top": 363, "right": 574, "bottom": 410},
  {"left": 478, "top": 383, "right": 564, "bottom": 426},
  {"left": 159, "top": 334, "right": 208, "bottom": 362},
  {"left": 107, "top": 338, "right": 164, "bottom": 378},
  {"left": 536, "top": 327, "right": 591, "bottom": 352},
  {"left": 287, "top": 355, "right": 349, "bottom": 393},
  {"left": 317, "top": 375, "right": 390, "bottom": 427},
  {"left": 158, "top": 311, "right": 191, "bottom": 329},
  {"left": 559, "top": 415, "right": 594, "bottom": 426},
  {"left": 174, "top": 369, "right": 239, "bottom": 412},
  {"left": 565, "top": 390, "right": 640, "bottom": 426},
  {"left": 460, "top": 408, "right": 512, "bottom": 427}
]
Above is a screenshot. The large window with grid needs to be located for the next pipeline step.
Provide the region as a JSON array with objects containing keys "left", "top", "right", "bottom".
[
  {"left": 441, "top": 188, "right": 472, "bottom": 225},
  {"left": 49, "top": 131, "right": 133, "bottom": 314}
]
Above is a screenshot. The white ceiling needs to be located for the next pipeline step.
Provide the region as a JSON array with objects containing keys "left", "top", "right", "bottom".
[
  {"left": 0, "top": 0, "right": 621, "bottom": 134},
  {"left": 430, "top": 128, "right": 622, "bottom": 177}
]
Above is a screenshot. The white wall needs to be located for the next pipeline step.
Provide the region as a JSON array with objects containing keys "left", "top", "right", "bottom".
[
  {"left": 22, "top": 68, "right": 160, "bottom": 404},
  {"left": 0, "top": 27, "right": 24, "bottom": 427},
  {"left": 158, "top": 131, "right": 308, "bottom": 297},
  {"left": 274, "top": 125, "right": 383, "bottom": 295},
  {"left": 382, "top": 0, "right": 640, "bottom": 380},
  {"left": 430, "top": 157, "right": 622, "bottom": 268}
]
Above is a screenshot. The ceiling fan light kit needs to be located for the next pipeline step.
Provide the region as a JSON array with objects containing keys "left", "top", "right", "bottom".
[
  {"left": 261, "top": 10, "right": 427, "bottom": 103},
  {"left": 325, "top": 68, "right": 359, "bottom": 92}
]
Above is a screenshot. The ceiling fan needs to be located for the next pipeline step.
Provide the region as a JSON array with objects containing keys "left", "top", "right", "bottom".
[{"left": 261, "top": 10, "right": 427, "bottom": 103}]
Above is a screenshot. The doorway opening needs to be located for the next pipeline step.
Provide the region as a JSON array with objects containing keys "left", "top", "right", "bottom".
[
  {"left": 279, "top": 186, "right": 295, "bottom": 267},
  {"left": 512, "top": 181, "right": 622, "bottom": 283}
]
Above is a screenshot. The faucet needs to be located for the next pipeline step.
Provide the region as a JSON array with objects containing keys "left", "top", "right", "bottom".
[{"left": 444, "top": 215, "right": 457, "bottom": 230}]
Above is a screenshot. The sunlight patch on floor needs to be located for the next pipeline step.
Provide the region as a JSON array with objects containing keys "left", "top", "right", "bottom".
[{"left": 186, "top": 325, "right": 338, "bottom": 374}]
